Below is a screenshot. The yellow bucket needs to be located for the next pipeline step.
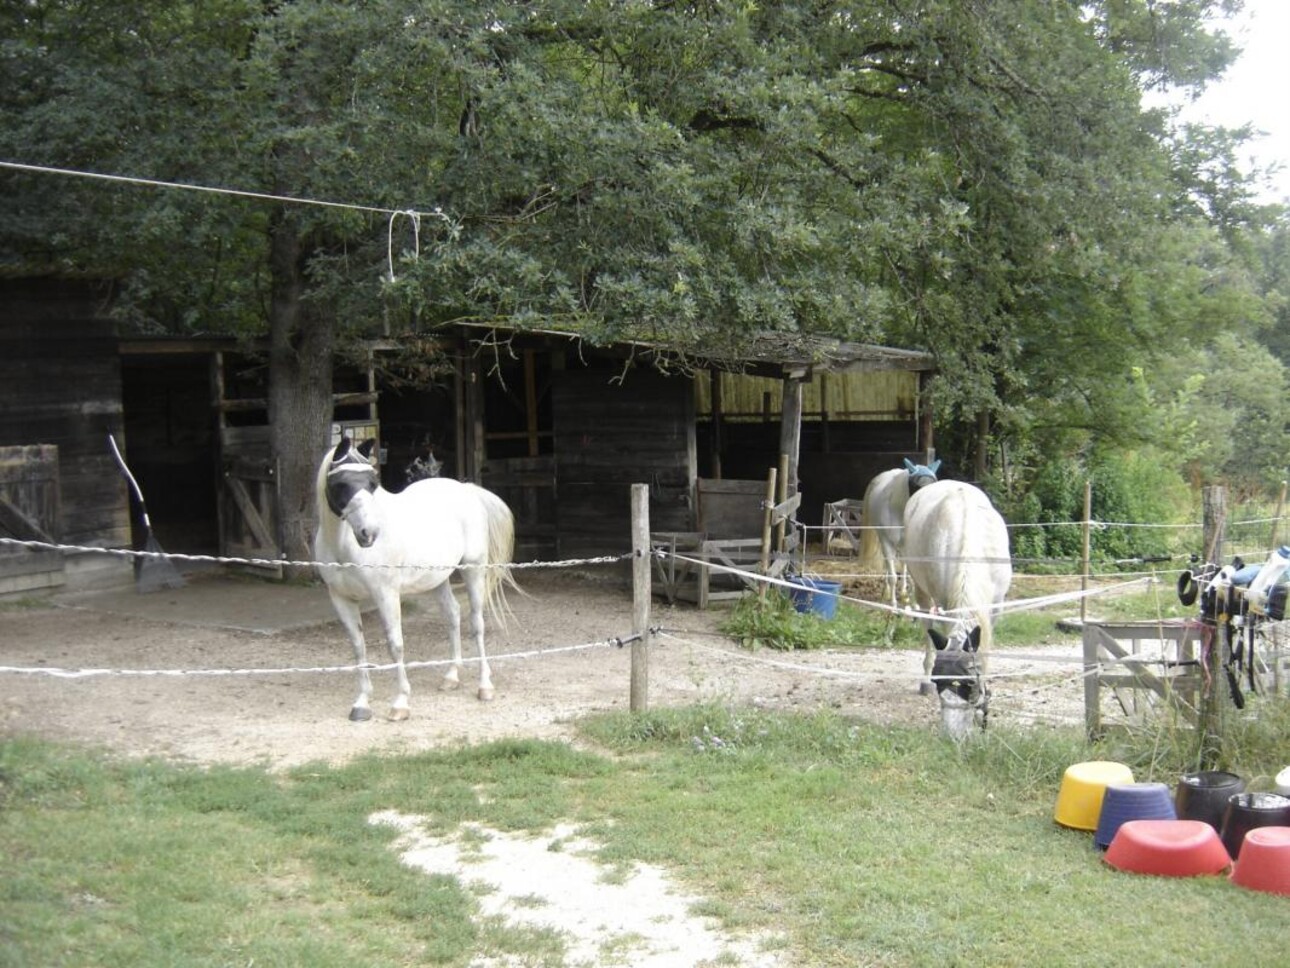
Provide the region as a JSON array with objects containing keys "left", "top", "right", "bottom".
[{"left": 1055, "top": 761, "right": 1135, "bottom": 830}]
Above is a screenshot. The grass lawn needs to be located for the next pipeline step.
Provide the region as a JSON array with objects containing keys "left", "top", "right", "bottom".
[{"left": 3, "top": 697, "right": 1288, "bottom": 967}]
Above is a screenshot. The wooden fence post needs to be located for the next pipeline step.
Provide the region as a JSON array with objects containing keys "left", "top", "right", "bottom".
[
  {"left": 1080, "top": 480, "right": 1092, "bottom": 625},
  {"left": 1270, "top": 481, "right": 1287, "bottom": 550},
  {"left": 1198, "top": 485, "right": 1230, "bottom": 768},
  {"left": 630, "top": 483, "right": 651, "bottom": 713}
]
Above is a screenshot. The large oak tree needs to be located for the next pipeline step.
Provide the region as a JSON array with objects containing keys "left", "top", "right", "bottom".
[{"left": 2, "top": 0, "right": 1277, "bottom": 555}]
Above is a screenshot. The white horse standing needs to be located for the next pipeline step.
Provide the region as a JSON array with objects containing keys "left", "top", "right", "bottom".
[
  {"left": 313, "top": 436, "right": 519, "bottom": 721},
  {"left": 902, "top": 480, "right": 1011, "bottom": 739},
  {"left": 857, "top": 459, "right": 940, "bottom": 606}
]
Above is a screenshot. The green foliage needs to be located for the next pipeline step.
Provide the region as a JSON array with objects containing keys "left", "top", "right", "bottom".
[
  {"left": 1002, "top": 449, "right": 1193, "bottom": 568},
  {"left": 1, "top": 0, "right": 1284, "bottom": 501},
  {"left": 720, "top": 589, "right": 921, "bottom": 651}
]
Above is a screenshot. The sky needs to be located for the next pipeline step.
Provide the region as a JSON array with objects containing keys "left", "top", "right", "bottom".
[{"left": 1167, "top": 0, "right": 1290, "bottom": 204}]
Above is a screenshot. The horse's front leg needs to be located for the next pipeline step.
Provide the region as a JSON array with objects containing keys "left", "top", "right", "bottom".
[
  {"left": 328, "top": 592, "right": 375, "bottom": 722},
  {"left": 372, "top": 588, "right": 412, "bottom": 721},
  {"left": 432, "top": 581, "right": 464, "bottom": 693}
]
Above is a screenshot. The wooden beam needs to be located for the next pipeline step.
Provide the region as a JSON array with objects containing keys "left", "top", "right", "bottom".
[
  {"left": 778, "top": 376, "right": 803, "bottom": 498},
  {"left": 710, "top": 370, "right": 724, "bottom": 479},
  {"left": 0, "top": 495, "right": 56, "bottom": 543}
]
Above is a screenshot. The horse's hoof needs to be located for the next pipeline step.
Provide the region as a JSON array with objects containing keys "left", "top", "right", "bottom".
[
  {"left": 441, "top": 679, "right": 461, "bottom": 692},
  {"left": 918, "top": 681, "right": 935, "bottom": 697},
  {"left": 477, "top": 687, "right": 495, "bottom": 702},
  {"left": 349, "top": 707, "right": 373, "bottom": 722},
  {"left": 387, "top": 707, "right": 410, "bottom": 722}
]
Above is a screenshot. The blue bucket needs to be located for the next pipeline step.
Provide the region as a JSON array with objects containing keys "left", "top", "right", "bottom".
[
  {"left": 787, "top": 577, "right": 842, "bottom": 620},
  {"left": 1095, "top": 782, "right": 1176, "bottom": 850}
]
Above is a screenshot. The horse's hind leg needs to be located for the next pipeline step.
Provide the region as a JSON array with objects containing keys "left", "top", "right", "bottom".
[
  {"left": 462, "top": 567, "right": 494, "bottom": 701},
  {"left": 879, "top": 537, "right": 900, "bottom": 607},
  {"left": 328, "top": 593, "right": 375, "bottom": 722},
  {"left": 432, "top": 581, "right": 464, "bottom": 693}
]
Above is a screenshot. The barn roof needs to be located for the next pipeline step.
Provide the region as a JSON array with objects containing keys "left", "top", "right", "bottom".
[
  {"left": 113, "top": 319, "right": 937, "bottom": 380},
  {"left": 445, "top": 321, "right": 936, "bottom": 378}
]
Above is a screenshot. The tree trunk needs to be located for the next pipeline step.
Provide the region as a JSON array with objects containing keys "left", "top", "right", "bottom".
[
  {"left": 267, "top": 211, "right": 335, "bottom": 574},
  {"left": 974, "top": 410, "right": 990, "bottom": 482}
]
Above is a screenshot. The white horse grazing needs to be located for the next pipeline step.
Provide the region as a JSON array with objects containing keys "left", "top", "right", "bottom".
[
  {"left": 902, "top": 480, "right": 1011, "bottom": 740},
  {"left": 313, "top": 436, "right": 519, "bottom": 721},
  {"left": 857, "top": 459, "right": 940, "bottom": 606}
]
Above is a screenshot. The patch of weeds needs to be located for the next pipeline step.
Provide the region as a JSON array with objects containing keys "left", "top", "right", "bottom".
[
  {"left": 690, "top": 723, "right": 737, "bottom": 755},
  {"left": 0, "top": 595, "right": 53, "bottom": 612},
  {"left": 720, "top": 592, "right": 920, "bottom": 651},
  {"left": 599, "top": 931, "right": 648, "bottom": 962},
  {"left": 458, "top": 824, "right": 494, "bottom": 857}
]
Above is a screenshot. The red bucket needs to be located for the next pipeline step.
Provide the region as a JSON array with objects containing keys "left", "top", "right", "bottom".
[
  {"left": 1104, "top": 819, "right": 1231, "bottom": 877},
  {"left": 1231, "top": 826, "right": 1290, "bottom": 896}
]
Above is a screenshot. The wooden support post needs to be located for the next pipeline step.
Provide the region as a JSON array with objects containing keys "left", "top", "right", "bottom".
[
  {"left": 819, "top": 373, "right": 831, "bottom": 454},
  {"left": 630, "top": 483, "right": 651, "bottom": 712},
  {"left": 710, "top": 370, "right": 724, "bottom": 480},
  {"left": 779, "top": 376, "right": 803, "bottom": 503},
  {"left": 917, "top": 372, "right": 934, "bottom": 453},
  {"left": 759, "top": 467, "right": 777, "bottom": 601},
  {"left": 469, "top": 358, "right": 486, "bottom": 484},
  {"left": 453, "top": 349, "right": 467, "bottom": 479},
  {"left": 775, "top": 453, "right": 789, "bottom": 556}
]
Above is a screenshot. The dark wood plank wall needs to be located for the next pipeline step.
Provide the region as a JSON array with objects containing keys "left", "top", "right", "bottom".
[
  {"left": 552, "top": 367, "right": 696, "bottom": 557},
  {"left": 703, "top": 420, "right": 926, "bottom": 526},
  {"left": 0, "top": 279, "right": 130, "bottom": 554}
]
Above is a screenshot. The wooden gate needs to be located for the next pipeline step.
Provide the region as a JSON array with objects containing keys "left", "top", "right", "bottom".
[
  {"left": 1082, "top": 620, "right": 1203, "bottom": 737},
  {"left": 0, "top": 444, "right": 64, "bottom": 593}
]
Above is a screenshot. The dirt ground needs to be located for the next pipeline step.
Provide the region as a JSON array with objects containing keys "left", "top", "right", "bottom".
[
  {"left": 0, "top": 566, "right": 1101, "bottom": 966},
  {"left": 0, "top": 566, "right": 1089, "bottom": 770}
]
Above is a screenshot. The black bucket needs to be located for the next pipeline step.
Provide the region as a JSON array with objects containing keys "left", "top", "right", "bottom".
[{"left": 1174, "top": 770, "right": 1245, "bottom": 832}]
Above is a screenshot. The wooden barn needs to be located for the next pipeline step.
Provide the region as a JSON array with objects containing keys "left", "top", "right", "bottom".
[
  {"left": 0, "top": 277, "right": 132, "bottom": 594},
  {"left": 2, "top": 276, "right": 937, "bottom": 593}
]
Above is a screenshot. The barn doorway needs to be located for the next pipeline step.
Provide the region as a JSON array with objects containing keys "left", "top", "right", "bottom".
[{"left": 119, "top": 353, "right": 219, "bottom": 555}]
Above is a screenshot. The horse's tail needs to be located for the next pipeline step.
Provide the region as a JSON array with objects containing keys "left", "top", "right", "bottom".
[
  {"left": 857, "top": 501, "right": 885, "bottom": 576},
  {"left": 476, "top": 486, "right": 523, "bottom": 628},
  {"left": 858, "top": 470, "right": 904, "bottom": 577}
]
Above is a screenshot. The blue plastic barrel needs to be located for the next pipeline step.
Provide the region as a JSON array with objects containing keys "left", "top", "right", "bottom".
[{"left": 787, "top": 577, "right": 842, "bottom": 620}]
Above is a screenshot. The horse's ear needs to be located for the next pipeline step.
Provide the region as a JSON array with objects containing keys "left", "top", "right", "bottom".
[
  {"left": 903, "top": 458, "right": 917, "bottom": 473},
  {"left": 357, "top": 438, "right": 377, "bottom": 462},
  {"left": 964, "top": 626, "right": 982, "bottom": 652},
  {"left": 928, "top": 628, "right": 949, "bottom": 652},
  {"left": 929, "top": 459, "right": 942, "bottom": 475},
  {"left": 331, "top": 437, "right": 350, "bottom": 462}
]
